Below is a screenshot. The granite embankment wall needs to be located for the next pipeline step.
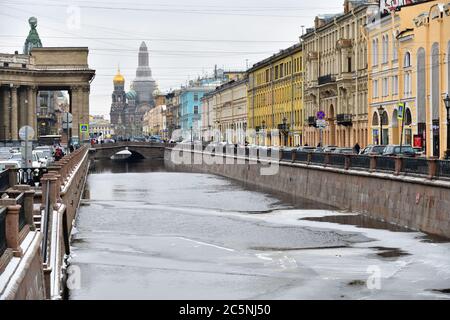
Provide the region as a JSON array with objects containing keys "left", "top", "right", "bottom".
[{"left": 164, "top": 148, "right": 450, "bottom": 238}]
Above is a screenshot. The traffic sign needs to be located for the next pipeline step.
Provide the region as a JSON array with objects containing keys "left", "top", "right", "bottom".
[
  {"left": 398, "top": 103, "right": 405, "bottom": 120},
  {"left": 19, "top": 125, "right": 35, "bottom": 141},
  {"left": 80, "top": 123, "right": 89, "bottom": 132},
  {"left": 317, "top": 111, "right": 326, "bottom": 120},
  {"left": 316, "top": 119, "right": 327, "bottom": 128}
]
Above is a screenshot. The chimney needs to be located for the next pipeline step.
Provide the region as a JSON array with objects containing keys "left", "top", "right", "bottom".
[{"left": 314, "top": 16, "right": 326, "bottom": 29}]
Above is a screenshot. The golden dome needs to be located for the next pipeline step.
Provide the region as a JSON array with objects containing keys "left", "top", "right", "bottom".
[{"left": 113, "top": 68, "right": 125, "bottom": 84}]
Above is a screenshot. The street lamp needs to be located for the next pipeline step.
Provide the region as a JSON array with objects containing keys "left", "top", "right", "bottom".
[
  {"left": 444, "top": 94, "right": 450, "bottom": 159},
  {"left": 377, "top": 106, "right": 384, "bottom": 145},
  {"left": 261, "top": 120, "right": 266, "bottom": 146},
  {"left": 282, "top": 116, "right": 288, "bottom": 147},
  {"left": 190, "top": 125, "right": 193, "bottom": 143}
]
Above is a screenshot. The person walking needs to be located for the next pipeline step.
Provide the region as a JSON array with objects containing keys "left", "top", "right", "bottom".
[{"left": 353, "top": 142, "right": 361, "bottom": 154}]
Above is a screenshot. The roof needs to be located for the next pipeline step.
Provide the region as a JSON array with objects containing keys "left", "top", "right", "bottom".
[{"left": 247, "top": 42, "right": 302, "bottom": 73}]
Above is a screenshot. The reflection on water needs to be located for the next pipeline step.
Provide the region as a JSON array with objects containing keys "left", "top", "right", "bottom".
[{"left": 90, "top": 159, "right": 166, "bottom": 174}]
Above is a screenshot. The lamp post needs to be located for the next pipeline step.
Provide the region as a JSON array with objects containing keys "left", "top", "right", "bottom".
[
  {"left": 282, "top": 116, "right": 288, "bottom": 147},
  {"left": 444, "top": 94, "right": 450, "bottom": 159},
  {"left": 190, "top": 125, "right": 193, "bottom": 143},
  {"left": 261, "top": 120, "right": 266, "bottom": 146},
  {"left": 377, "top": 106, "right": 384, "bottom": 145}
]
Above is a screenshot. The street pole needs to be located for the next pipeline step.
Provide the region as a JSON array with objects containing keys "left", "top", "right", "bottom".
[
  {"left": 443, "top": 94, "right": 450, "bottom": 159},
  {"left": 399, "top": 104, "right": 406, "bottom": 154},
  {"left": 378, "top": 106, "right": 384, "bottom": 145}
]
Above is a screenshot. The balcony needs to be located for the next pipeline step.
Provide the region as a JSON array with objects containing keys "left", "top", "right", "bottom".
[
  {"left": 336, "top": 113, "right": 353, "bottom": 126},
  {"left": 318, "top": 74, "right": 336, "bottom": 85},
  {"left": 308, "top": 116, "right": 317, "bottom": 127}
]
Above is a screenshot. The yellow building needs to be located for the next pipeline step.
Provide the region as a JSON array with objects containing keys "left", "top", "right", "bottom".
[
  {"left": 368, "top": 0, "right": 450, "bottom": 158},
  {"left": 247, "top": 43, "right": 303, "bottom": 146}
]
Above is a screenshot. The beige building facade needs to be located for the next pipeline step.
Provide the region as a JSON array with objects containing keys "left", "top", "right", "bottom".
[
  {"left": 0, "top": 47, "right": 95, "bottom": 143},
  {"left": 201, "top": 78, "right": 248, "bottom": 144},
  {"left": 303, "top": 0, "right": 371, "bottom": 148}
]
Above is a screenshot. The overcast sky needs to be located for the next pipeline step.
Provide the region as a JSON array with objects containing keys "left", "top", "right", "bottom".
[{"left": 0, "top": 0, "right": 342, "bottom": 116}]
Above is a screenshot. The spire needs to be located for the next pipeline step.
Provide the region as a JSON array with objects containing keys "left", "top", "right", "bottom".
[
  {"left": 138, "top": 41, "right": 149, "bottom": 67},
  {"left": 23, "top": 17, "right": 42, "bottom": 55}
]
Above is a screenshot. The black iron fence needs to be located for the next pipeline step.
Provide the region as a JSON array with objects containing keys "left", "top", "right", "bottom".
[
  {"left": 16, "top": 168, "right": 48, "bottom": 186},
  {"left": 17, "top": 193, "right": 26, "bottom": 231},
  {"left": 328, "top": 153, "right": 346, "bottom": 167},
  {"left": 0, "top": 206, "right": 6, "bottom": 257},
  {"left": 437, "top": 161, "right": 450, "bottom": 178},
  {"left": 310, "top": 152, "right": 326, "bottom": 165},
  {"left": 0, "top": 170, "right": 9, "bottom": 192},
  {"left": 375, "top": 156, "right": 396, "bottom": 172},
  {"left": 349, "top": 155, "right": 371, "bottom": 170},
  {"left": 168, "top": 144, "right": 450, "bottom": 180},
  {"left": 402, "top": 157, "right": 429, "bottom": 176}
]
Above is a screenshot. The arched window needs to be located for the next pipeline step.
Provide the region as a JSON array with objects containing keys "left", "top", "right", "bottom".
[
  {"left": 405, "top": 108, "right": 412, "bottom": 126},
  {"left": 417, "top": 48, "right": 426, "bottom": 124},
  {"left": 372, "top": 111, "right": 379, "bottom": 126},
  {"left": 381, "top": 111, "right": 389, "bottom": 126},
  {"left": 404, "top": 52, "right": 411, "bottom": 67}
]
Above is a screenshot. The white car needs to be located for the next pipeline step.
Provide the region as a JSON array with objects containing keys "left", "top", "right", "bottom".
[{"left": 33, "top": 150, "right": 49, "bottom": 167}]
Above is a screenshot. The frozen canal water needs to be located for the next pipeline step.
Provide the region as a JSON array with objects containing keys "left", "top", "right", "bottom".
[{"left": 69, "top": 160, "right": 450, "bottom": 300}]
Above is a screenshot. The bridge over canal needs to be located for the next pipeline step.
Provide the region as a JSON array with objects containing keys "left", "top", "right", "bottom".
[{"left": 89, "top": 141, "right": 166, "bottom": 160}]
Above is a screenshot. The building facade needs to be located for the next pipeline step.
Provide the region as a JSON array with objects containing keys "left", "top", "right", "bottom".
[
  {"left": 89, "top": 115, "right": 114, "bottom": 139},
  {"left": 368, "top": 0, "right": 450, "bottom": 158},
  {"left": 247, "top": 43, "right": 303, "bottom": 146},
  {"left": 201, "top": 78, "right": 248, "bottom": 144},
  {"left": 303, "top": 0, "right": 370, "bottom": 148}
]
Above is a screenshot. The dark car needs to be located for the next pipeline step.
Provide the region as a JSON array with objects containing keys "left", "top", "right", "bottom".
[
  {"left": 360, "top": 145, "right": 386, "bottom": 155},
  {"left": 382, "top": 145, "right": 416, "bottom": 157},
  {"left": 333, "top": 147, "right": 355, "bottom": 154}
]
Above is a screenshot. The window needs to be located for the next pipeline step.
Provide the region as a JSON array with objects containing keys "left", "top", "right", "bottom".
[
  {"left": 194, "top": 106, "right": 198, "bottom": 114},
  {"left": 404, "top": 72, "right": 412, "bottom": 95},
  {"left": 194, "top": 93, "right": 198, "bottom": 101},
  {"left": 382, "top": 77, "right": 389, "bottom": 97},
  {"left": 392, "top": 75, "right": 398, "bottom": 95},
  {"left": 404, "top": 52, "right": 411, "bottom": 67},
  {"left": 372, "top": 79, "right": 379, "bottom": 98},
  {"left": 372, "top": 39, "right": 379, "bottom": 66}
]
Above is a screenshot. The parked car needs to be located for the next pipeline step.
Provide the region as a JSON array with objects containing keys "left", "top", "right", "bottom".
[
  {"left": 413, "top": 147, "right": 425, "bottom": 157},
  {"left": 323, "top": 145, "right": 338, "bottom": 153},
  {"left": 360, "top": 145, "right": 386, "bottom": 155},
  {"left": 382, "top": 145, "right": 416, "bottom": 157},
  {"left": 297, "top": 146, "right": 316, "bottom": 152},
  {"left": 33, "top": 150, "right": 49, "bottom": 167},
  {"left": 333, "top": 147, "right": 355, "bottom": 154}
]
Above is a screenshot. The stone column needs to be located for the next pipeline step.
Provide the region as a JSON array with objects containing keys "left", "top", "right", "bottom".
[
  {"left": 81, "top": 85, "right": 90, "bottom": 142},
  {"left": 27, "top": 86, "right": 37, "bottom": 135},
  {"left": 11, "top": 85, "right": 19, "bottom": 141},
  {"left": 6, "top": 205, "right": 23, "bottom": 257},
  {"left": 70, "top": 86, "right": 81, "bottom": 140},
  {"left": 18, "top": 87, "right": 27, "bottom": 129},
  {"left": 2, "top": 86, "right": 11, "bottom": 141}
]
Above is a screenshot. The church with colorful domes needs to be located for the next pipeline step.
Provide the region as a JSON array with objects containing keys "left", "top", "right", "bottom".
[{"left": 110, "top": 42, "right": 157, "bottom": 138}]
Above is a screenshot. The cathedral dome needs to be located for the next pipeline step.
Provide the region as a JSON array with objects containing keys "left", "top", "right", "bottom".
[
  {"left": 126, "top": 90, "right": 137, "bottom": 101},
  {"left": 113, "top": 69, "right": 125, "bottom": 85}
]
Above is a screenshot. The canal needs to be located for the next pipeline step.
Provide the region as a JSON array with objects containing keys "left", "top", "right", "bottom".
[{"left": 69, "top": 159, "right": 450, "bottom": 299}]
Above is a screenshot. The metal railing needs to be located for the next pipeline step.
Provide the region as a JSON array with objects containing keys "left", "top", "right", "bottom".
[
  {"left": 16, "top": 168, "right": 48, "bottom": 186},
  {"left": 349, "top": 155, "right": 371, "bottom": 170},
  {"left": 310, "top": 152, "right": 326, "bottom": 165},
  {"left": 402, "top": 157, "right": 429, "bottom": 176},
  {"left": 168, "top": 144, "right": 450, "bottom": 180},
  {"left": 328, "top": 153, "right": 346, "bottom": 167},
  {"left": 437, "top": 161, "right": 450, "bottom": 178},
  {"left": 0, "top": 170, "right": 9, "bottom": 192},
  {"left": 17, "top": 193, "right": 26, "bottom": 231},
  {"left": 0, "top": 207, "right": 6, "bottom": 258},
  {"left": 375, "top": 156, "right": 396, "bottom": 172}
]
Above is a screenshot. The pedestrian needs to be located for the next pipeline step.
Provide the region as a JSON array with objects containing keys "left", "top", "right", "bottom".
[{"left": 353, "top": 142, "right": 361, "bottom": 154}]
